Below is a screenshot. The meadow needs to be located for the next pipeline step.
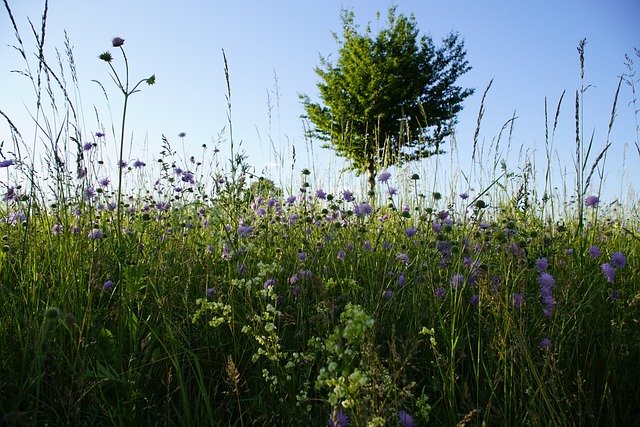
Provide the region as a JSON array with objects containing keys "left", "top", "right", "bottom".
[{"left": 1, "top": 5, "right": 640, "bottom": 427}]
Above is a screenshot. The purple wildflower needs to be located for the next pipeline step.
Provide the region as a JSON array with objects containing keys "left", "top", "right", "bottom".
[
  {"left": 536, "top": 257, "right": 549, "bottom": 272},
  {"left": 0, "top": 159, "right": 15, "bottom": 168},
  {"left": 83, "top": 142, "right": 94, "bottom": 151},
  {"left": 398, "top": 410, "right": 414, "bottom": 427},
  {"left": 178, "top": 132, "right": 187, "bottom": 138},
  {"left": 397, "top": 253, "right": 410, "bottom": 264},
  {"left": 83, "top": 187, "right": 96, "bottom": 201},
  {"left": 405, "top": 226, "right": 417, "bottom": 238},
  {"left": 51, "top": 224, "right": 64, "bottom": 235},
  {"left": 354, "top": 202, "right": 373, "bottom": 217},
  {"left": 538, "top": 272, "right": 555, "bottom": 288},
  {"left": 288, "top": 214, "right": 300, "bottom": 225},
  {"left": 539, "top": 337, "right": 552, "bottom": 350},
  {"left": 584, "top": 195, "right": 599, "bottom": 207},
  {"left": 384, "top": 289, "right": 393, "bottom": 299},
  {"left": 206, "top": 287, "right": 215, "bottom": 297},
  {"left": 432, "top": 221, "right": 442, "bottom": 233},
  {"left": 328, "top": 409, "right": 349, "bottom": 427},
  {"left": 99, "top": 177, "right": 110, "bottom": 187},
  {"left": 609, "top": 290, "right": 619, "bottom": 300},
  {"left": 398, "top": 273, "right": 405, "bottom": 288},
  {"left": 459, "top": 193, "right": 469, "bottom": 200},
  {"left": 237, "top": 225, "right": 254, "bottom": 237},
  {"left": 588, "top": 245, "right": 601, "bottom": 258},
  {"left": 470, "top": 294, "right": 480, "bottom": 305},
  {"left": 181, "top": 172, "right": 195, "bottom": 184},
  {"left": 601, "top": 263, "right": 615, "bottom": 283},
  {"left": 434, "top": 286, "right": 446, "bottom": 298},
  {"left": 133, "top": 159, "right": 146, "bottom": 168},
  {"left": 221, "top": 244, "right": 231, "bottom": 260},
  {"left": 538, "top": 272, "right": 556, "bottom": 317},
  {"left": 299, "top": 269, "right": 312, "bottom": 280},
  {"left": 316, "top": 189, "right": 327, "bottom": 200},
  {"left": 436, "top": 240, "right": 451, "bottom": 254},
  {"left": 298, "top": 251, "right": 307, "bottom": 261},
  {"left": 377, "top": 171, "right": 391, "bottom": 183},
  {"left": 2, "top": 186, "right": 19, "bottom": 202},
  {"left": 155, "top": 201, "right": 169, "bottom": 212},
  {"left": 77, "top": 168, "right": 87, "bottom": 179},
  {"left": 88, "top": 229, "right": 104, "bottom": 240},
  {"left": 286, "top": 195, "right": 296, "bottom": 204},
  {"left": 451, "top": 273, "right": 465, "bottom": 290},
  {"left": 6, "top": 211, "right": 26, "bottom": 225},
  {"left": 342, "top": 190, "right": 354, "bottom": 202},
  {"left": 95, "top": 132, "right": 105, "bottom": 138},
  {"left": 388, "top": 187, "right": 397, "bottom": 196},
  {"left": 337, "top": 250, "right": 346, "bottom": 261},
  {"left": 513, "top": 293, "right": 525, "bottom": 308},
  {"left": 103, "top": 280, "right": 115, "bottom": 291},
  {"left": 263, "top": 278, "right": 276, "bottom": 289},
  {"left": 611, "top": 252, "right": 626, "bottom": 269},
  {"left": 291, "top": 285, "right": 301, "bottom": 297}
]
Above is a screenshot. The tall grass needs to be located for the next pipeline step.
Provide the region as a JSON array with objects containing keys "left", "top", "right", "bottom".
[{"left": 1, "top": 2, "right": 639, "bottom": 426}]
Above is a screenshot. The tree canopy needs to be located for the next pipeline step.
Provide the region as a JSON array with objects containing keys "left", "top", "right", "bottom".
[{"left": 301, "top": 7, "right": 474, "bottom": 193}]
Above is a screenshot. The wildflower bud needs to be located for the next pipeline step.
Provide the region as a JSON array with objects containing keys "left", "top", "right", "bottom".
[
  {"left": 44, "top": 307, "right": 61, "bottom": 321},
  {"left": 475, "top": 200, "right": 487, "bottom": 209},
  {"left": 65, "top": 312, "right": 77, "bottom": 325},
  {"left": 111, "top": 37, "right": 125, "bottom": 47},
  {"left": 99, "top": 51, "right": 113, "bottom": 62},
  {"left": 146, "top": 74, "right": 156, "bottom": 85}
]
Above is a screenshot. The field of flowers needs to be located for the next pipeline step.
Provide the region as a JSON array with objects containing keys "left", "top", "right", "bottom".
[
  {"left": 2, "top": 151, "right": 639, "bottom": 426},
  {"left": 1, "top": 4, "right": 640, "bottom": 427}
]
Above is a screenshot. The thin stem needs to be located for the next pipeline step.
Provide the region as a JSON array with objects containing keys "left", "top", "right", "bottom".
[
  {"left": 116, "top": 94, "right": 129, "bottom": 238},
  {"left": 115, "top": 46, "right": 130, "bottom": 240}
]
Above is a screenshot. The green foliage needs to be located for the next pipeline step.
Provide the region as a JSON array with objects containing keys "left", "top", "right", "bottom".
[{"left": 301, "top": 7, "right": 473, "bottom": 191}]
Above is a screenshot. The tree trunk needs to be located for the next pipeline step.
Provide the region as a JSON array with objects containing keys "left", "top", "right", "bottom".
[{"left": 366, "top": 160, "right": 376, "bottom": 206}]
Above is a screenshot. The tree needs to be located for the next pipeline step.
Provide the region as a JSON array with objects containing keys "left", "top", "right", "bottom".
[{"left": 301, "top": 7, "right": 474, "bottom": 194}]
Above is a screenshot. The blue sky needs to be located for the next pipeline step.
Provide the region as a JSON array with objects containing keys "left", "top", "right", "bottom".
[{"left": 1, "top": 0, "right": 639, "bottom": 202}]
